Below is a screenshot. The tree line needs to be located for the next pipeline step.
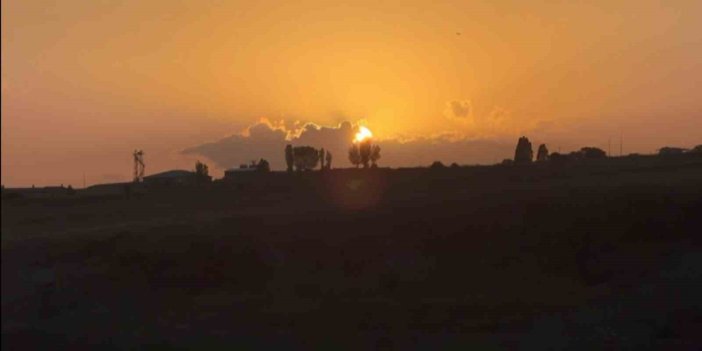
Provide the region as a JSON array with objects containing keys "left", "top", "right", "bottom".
[
  {"left": 509, "top": 136, "right": 701, "bottom": 164},
  {"left": 285, "top": 145, "right": 333, "bottom": 172},
  {"left": 283, "top": 139, "right": 383, "bottom": 171},
  {"left": 348, "top": 139, "right": 381, "bottom": 168},
  {"left": 511, "top": 136, "right": 608, "bottom": 164}
]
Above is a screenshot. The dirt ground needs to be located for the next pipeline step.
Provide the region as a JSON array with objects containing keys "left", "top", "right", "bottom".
[{"left": 3, "top": 158, "right": 702, "bottom": 349}]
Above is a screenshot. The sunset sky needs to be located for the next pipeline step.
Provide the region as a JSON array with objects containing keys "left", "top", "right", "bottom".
[{"left": 2, "top": 0, "right": 701, "bottom": 187}]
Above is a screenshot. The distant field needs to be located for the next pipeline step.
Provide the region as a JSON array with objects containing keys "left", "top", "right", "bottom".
[{"left": 3, "top": 157, "right": 702, "bottom": 349}]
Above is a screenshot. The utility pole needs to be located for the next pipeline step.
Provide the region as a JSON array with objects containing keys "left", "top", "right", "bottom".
[{"left": 620, "top": 130, "right": 623, "bottom": 156}]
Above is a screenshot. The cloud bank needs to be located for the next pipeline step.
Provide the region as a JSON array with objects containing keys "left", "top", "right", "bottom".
[{"left": 183, "top": 118, "right": 515, "bottom": 171}]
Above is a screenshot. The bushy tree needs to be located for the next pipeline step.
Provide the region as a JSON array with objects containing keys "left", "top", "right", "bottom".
[
  {"left": 256, "top": 159, "right": 270, "bottom": 172},
  {"left": 319, "top": 148, "right": 326, "bottom": 170},
  {"left": 514, "top": 136, "right": 534, "bottom": 164},
  {"left": 195, "top": 161, "right": 210, "bottom": 182},
  {"left": 285, "top": 144, "right": 294, "bottom": 172},
  {"left": 536, "top": 144, "right": 549, "bottom": 161},
  {"left": 690, "top": 145, "right": 702, "bottom": 154},
  {"left": 293, "top": 146, "right": 319, "bottom": 171},
  {"left": 370, "top": 144, "right": 381, "bottom": 167},
  {"left": 359, "top": 140, "right": 372, "bottom": 168},
  {"left": 325, "top": 151, "right": 333, "bottom": 169},
  {"left": 349, "top": 144, "right": 361, "bottom": 168}
]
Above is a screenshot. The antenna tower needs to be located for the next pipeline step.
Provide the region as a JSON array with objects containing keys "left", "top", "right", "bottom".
[{"left": 133, "top": 150, "right": 145, "bottom": 182}]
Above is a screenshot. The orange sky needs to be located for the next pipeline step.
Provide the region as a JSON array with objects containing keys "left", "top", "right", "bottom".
[{"left": 2, "top": 0, "right": 701, "bottom": 186}]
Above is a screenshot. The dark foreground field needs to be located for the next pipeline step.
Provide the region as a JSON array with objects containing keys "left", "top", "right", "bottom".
[{"left": 3, "top": 158, "right": 702, "bottom": 349}]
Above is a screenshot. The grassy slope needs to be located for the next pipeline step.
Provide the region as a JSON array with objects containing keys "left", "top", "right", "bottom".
[{"left": 2, "top": 157, "right": 702, "bottom": 349}]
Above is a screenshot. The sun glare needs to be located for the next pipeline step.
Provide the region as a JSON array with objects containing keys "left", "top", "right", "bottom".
[{"left": 354, "top": 126, "right": 373, "bottom": 143}]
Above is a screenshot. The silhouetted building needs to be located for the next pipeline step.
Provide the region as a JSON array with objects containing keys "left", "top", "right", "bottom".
[
  {"left": 659, "top": 147, "right": 687, "bottom": 156},
  {"left": 2, "top": 186, "right": 74, "bottom": 198},
  {"left": 223, "top": 167, "right": 257, "bottom": 182},
  {"left": 143, "top": 170, "right": 200, "bottom": 186}
]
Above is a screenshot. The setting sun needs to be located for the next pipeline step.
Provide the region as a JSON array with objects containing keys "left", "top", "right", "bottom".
[{"left": 354, "top": 126, "right": 373, "bottom": 143}]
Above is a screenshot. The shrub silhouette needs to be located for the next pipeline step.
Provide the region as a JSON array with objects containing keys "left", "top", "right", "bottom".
[
  {"left": 256, "top": 159, "right": 271, "bottom": 172},
  {"left": 690, "top": 145, "right": 702, "bottom": 154},
  {"left": 325, "top": 151, "right": 333, "bottom": 169},
  {"left": 285, "top": 144, "right": 294, "bottom": 172},
  {"left": 536, "top": 144, "right": 549, "bottom": 161},
  {"left": 430, "top": 161, "right": 446, "bottom": 169},
  {"left": 514, "top": 136, "right": 534, "bottom": 164},
  {"left": 348, "top": 144, "right": 361, "bottom": 168},
  {"left": 549, "top": 152, "right": 568, "bottom": 164},
  {"left": 450, "top": 162, "right": 459, "bottom": 168},
  {"left": 579, "top": 147, "right": 606, "bottom": 159},
  {"left": 293, "top": 146, "right": 319, "bottom": 171}
]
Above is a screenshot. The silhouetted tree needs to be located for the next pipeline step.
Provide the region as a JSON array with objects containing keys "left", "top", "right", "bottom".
[
  {"left": 359, "top": 140, "right": 372, "bottom": 168},
  {"left": 325, "top": 151, "right": 333, "bottom": 169},
  {"left": 349, "top": 144, "right": 361, "bottom": 168},
  {"left": 370, "top": 144, "right": 380, "bottom": 167},
  {"left": 319, "top": 148, "right": 326, "bottom": 170},
  {"left": 256, "top": 159, "right": 270, "bottom": 172},
  {"left": 293, "top": 146, "right": 319, "bottom": 171},
  {"left": 579, "top": 147, "right": 606, "bottom": 159},
  {"left": 285, "top": 144, "right": 294, "bottom": 172},
  {"left": 450, "top": 162, "right": 459, "bottom": 168},
  {"left": 430, "top": 161, "right": 446, "bottom": 169},
  {"left": 514, "top": 136, "right": 533, "bottom": 164},
  {"left": 536, "top": 144, "right": 549, "bottom": 162},
  {"left": 690, "top": 145, "right": 702, "bottom": 154},
  {"left": 195, "top": 161, "right": 211, "bottom": 183},
  {"left": 370, "top": 144, "right": 381, "bottom": 167}
]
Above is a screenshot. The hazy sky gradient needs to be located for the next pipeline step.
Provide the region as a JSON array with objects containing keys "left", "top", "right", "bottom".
[{"left": 3, "top": 0, "right": 701, "bottom": 186}]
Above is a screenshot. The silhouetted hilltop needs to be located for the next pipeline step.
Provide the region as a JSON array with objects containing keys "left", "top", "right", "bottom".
[{"left": 3, "top": 150, "right": 701, "bottom": 349}]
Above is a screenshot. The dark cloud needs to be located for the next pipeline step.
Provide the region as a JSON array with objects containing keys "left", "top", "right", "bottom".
[
  {"left": 183, "top": 119, "right": 515, "bottom": 171},
  {"left": 447, "top": 100, "right": 472, "bottom": 119},
  {"left": 182, "top": 122, "right": 286, "bottom": 170},
  {"left": 378, "top": 136, "right": 513, "bottom": 166}
]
